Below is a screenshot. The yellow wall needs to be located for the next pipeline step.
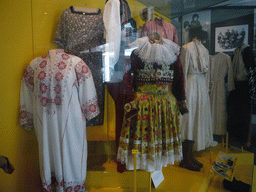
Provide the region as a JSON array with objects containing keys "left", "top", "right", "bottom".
[{"left": 0, "top": 0, "right": 170, "bottom": 191}]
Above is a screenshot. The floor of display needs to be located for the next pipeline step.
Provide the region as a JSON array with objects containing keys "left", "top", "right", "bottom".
[{"left": 84, "top": 144, "right": 255, "bottom": 192}]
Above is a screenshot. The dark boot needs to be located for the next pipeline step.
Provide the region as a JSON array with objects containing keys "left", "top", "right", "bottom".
[
  {"left": 180, "top": 140, "right": 201, "bottom": 171},
  {"left": 183, "top": 140, "right": 203, "bottom": 168}
]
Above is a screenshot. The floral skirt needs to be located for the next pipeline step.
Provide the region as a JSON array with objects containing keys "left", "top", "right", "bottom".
[{"left": 117, "top": 84, "right": 183, "bottom": 172}]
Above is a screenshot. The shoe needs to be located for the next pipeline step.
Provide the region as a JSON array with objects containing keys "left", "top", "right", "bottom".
[
  {"left": 180, "top": 140, "right": 202, "bottom": 171},
  {"left": 180, "top": 159, "right": 201, "bottom": 171}
]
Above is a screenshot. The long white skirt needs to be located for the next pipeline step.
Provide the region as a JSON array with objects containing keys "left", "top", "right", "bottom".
[{"left": 180, "top": 73, "right": 214, "bottom": 151}]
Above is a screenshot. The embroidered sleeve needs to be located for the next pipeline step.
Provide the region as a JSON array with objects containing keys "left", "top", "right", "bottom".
[
  {"left": 54, "top": 10, "right": 67, "bottom": 48},
  {"left": 20, "top": 64, "right": 34, "bottom": 131},
  {"left": 75, "top": 58, "right": 100, "bottom": 121}
]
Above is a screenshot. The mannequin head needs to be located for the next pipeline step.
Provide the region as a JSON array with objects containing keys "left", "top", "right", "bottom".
[
  {"left": 140, "top": 6, "right": 154, "bottom": 22},
  {"left": 148, "top": 32, "right": 163, "bottom": 44}
]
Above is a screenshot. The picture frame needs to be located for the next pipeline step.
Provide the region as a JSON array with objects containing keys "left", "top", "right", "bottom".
[
  {"left": 215, "top": 24, "right": 248, "bottom": 53},
  {"left": 182, "top": 10, "right": 211, "bottom": 50},
  {"left": 211, "top": 11, "right": 254, "bottom": 55}
]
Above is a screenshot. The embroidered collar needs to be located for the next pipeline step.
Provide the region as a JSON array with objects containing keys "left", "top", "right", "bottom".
[{"left": 129, "top": 36, "right": 180, "bottom": 66}]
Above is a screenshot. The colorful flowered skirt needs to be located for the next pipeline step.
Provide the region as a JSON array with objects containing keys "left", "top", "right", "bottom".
[{"left": 117, "top": 84, "right": 183, "bottom": 172}]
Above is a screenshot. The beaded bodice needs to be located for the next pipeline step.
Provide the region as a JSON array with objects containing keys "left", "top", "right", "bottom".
[{"left": 137, "top": 62, "right": 174, "bottom": 84}]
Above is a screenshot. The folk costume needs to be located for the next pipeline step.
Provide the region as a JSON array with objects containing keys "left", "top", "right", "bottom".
[
  {"left": 20, "top": 49, "right": 99, "bottom": 192},
  {"left": 117, "top": 35, "right": 188, "bottom": 172}
]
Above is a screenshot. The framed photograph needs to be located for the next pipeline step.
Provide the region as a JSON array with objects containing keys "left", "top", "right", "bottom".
[
  {"left": 182, "top": 10, "right": 211, "bottom": 50},
  {"left": 215, "top": 24, "right": 248, "bottom": 53}
]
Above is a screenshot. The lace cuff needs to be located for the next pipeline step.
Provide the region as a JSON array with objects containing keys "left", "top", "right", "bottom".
[{"left": 178, "top": 100, "right": 188, "bottom": 115}]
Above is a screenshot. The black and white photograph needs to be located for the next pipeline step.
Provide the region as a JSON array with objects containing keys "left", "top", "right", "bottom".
[
  {"left": 215, "top": 24, "right": 248, "bottom": 53},
  {"left": 182, "top": 10, "right": 211, "bottom": 49}
]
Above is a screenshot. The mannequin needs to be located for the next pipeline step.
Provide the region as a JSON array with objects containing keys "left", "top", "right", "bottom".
[
  {"left": 141, "top": 15, "right": 178, "bottom": 44},
  {"left": 117, "top": 32, "right": 188, "bottom": 172},
  {"left": 137, "top": 6, "right": 154, "bottom": 38},
  {"left": 180, "top": 27, "right": 216, "bottom": 171}
]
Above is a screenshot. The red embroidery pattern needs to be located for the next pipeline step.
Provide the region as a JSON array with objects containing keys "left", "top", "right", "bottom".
[
  {"left": 81, "top": 97, "right": 99, "bottom": 120},
  {"left": 81, "top": 65, "right": 88, "bottom": 74},
  {"left": 61, "top": 53, "right": 70, "bottom": 60},
  {"left": 23, "top": 69, "right": 28, "bottom": 78},
  {"left": 58, "top": 61, "right": 67, "bottom": 70},
  {"left": 41, "top": 97, "right": 48, "bottom": 107},
  {"left": 40, "top": 60, "right": 47, "bottom": 69},
  {"left": 20, "top": 110, "right": 27, "bottom": 119},
  {"left": 40, "top": 83, "right": 48, "bottom": 94},
  {"left": 20, "top": 105, "right": 33, "bottom": 130},
  {"left": 75, "top": 60, "right": 92, "bottom": 86},
  {"left": 89, "top": 103, "right": 97, "bottom": 113},
  {"left": 42, "top": 174, "right": 85, "bottom": 192},
  {"left": 54, "top": 96, "right": 62, "bottom": 105},
  {"left": 40, "top": 97, "right": 62, "bottom": 106},
  {"left": 41, "top": 54, "right": 48, "bottom": 59},
  {"left": 55, "top": 72, "right": 64, "bottom": 82},
  {"left": 28, "top": 77, "right": 34, "bottom": 86},
  {"left": 22, "top": 65, "right": 34, "bottom": 91},
  {"left": 38, "top": 71, "right": 47, "bottom": 80},
  {"left": 54, "top": 84, "right": 61, "bottom": 94}
]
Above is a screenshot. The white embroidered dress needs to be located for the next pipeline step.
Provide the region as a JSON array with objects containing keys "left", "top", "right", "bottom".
[
  {"left": 180, "top": 40, "right": 214, "bottom": 151},
  {"left": 210, "top": 52, "right": 235, "bottom": 135},
  {"left": 20, "top": 49, "right": 99, "bottom": 192}
]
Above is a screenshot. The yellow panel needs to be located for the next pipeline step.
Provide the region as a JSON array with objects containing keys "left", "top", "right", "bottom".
[{"left": 0, "top": 0, "right": 35, "bottom": 191}]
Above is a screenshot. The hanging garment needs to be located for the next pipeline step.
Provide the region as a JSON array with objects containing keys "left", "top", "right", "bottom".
[
  {"left": 210, "top": 52, "right": 235, "bottom": 135},
  {"left": 54, "top": 6, "right": 104, "bottom": 52},
  {"left": 20, "top": 49, "right": 99, "bottom": 192},
  {"left": 180, "top": 39, "right": 215, "bottom": 151},
  {"left": 117, "top": 36, "right": 187, "bottom": 172},
  {"left": 76, "top": 52, "right": 104, "bottom": 127},
  {"left": 104, "top": 0, "right": 137, "bottom": 77},
  {"left": 227, "top": 45, "right": 254, "bottom": 145},
  {"left": 141, "top": 17, "right": 178, "bottom": 44},
  {"left": 54, "top": 6, "right": 105, "bottom": 126}
]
